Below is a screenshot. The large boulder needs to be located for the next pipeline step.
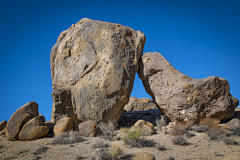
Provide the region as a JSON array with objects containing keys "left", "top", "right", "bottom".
[
  {"left": 50, "top": 18, "right": 146, "bottom": 125},
  {"left": 5, "top": 102, "right": 39, "bottom": 140},
  {"left": 124, "top": 97, "right": 157, "bottom": 111},
  {"left": 53, "top": 117, "right": 74, "bottom": 136},
  {"left": 138, "top": 52, "right": 239, "bottom": 122},
  {"left": 19, "top": 116, "right": 49, "bottom": 140}
]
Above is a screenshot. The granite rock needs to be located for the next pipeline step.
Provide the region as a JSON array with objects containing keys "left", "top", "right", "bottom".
[
  {"left": 138, "top": 52, "right": 239, "bottom": 122},
  {"left": 50, "top": 18, "right": 146, "bottom": 125},
  {"left": 124, "top": 97, "right": 157, "bottom": 111}
]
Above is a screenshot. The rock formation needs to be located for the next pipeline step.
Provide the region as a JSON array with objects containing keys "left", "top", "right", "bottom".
[
  {"left": 5, "top": 102, "right": 39, "bottom": 140},
  {"left": 50, "top": 18, "right": 146, "bottom": 124},
  {"left": 124, "top": 97, "right": 157, "bottom": 111},
  {"left": 0, "top": 120, "right": 7, "bottom": 132},
  {"left": 138, "top": 52, "right": 239, "bottom": 122},
  {"left": 19, "top": 116, "right": 49, "bottom": 140}
]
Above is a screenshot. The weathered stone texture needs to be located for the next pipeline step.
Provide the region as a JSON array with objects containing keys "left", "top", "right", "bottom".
[
  {"left": 78, "top": 120, "right": 100, "bottom": 137},
  {"left": 53, "top": 117, "right": 74, "bottom": 136},
  {"left": 131, "top": 119, "right": 155, "bottom": 135},
  {"left": 50, "top": 18, "right": 146, "bottom": 124},
  {"left": 138, "top": 52, "right": 239, "bottom": 122},
  {"left": 5, "top": 102, "right": 39, "bottom": 141},
  {"left": 0, "top": 120, "right": 7, "bottom": 132},
  {"left": 124, "top": 97, "right": 157, "bottom": 111},
  {"left": 19, "top": 116, "right": 49, "bottom": 140}
]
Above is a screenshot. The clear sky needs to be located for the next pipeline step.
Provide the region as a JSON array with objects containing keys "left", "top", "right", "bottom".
[{"left": 0, "top": 0, "right": 239, "bottom": 122}]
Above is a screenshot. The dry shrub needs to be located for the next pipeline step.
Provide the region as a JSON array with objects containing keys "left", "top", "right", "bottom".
[
  {"left": 91, "top": 145, "right": 123, "bottom": 160},
  {"left": 206, "top": 126, "right": 227, "bottom": 140},
  {"left": 184, "top": 120, "right": 195, "bottom": 130},
  {"left": 155, "top": 115, "right": 167, "bottom": 128},
  {"left": 170, "top": 135, "right": 188, "bottom": 145},
  {"left": 199, "top": 117, "right": 220, "bottom": 131},
  {"left": 51, "top": 131, "right": 84, "bottom": 145},
  {"left": 98, "top": 120, "right": 117, "bottom": 141},
  {"left": 32, "top": 146, "right": 48, "bottom": 155},
  {"left": 169, "top": 122, "right": 186, "bottom": 136},
  {"left": 91, "top": 138, "right": 109, "bottom": 148},
  {"left": 109, "top": 145, "right": 123, "bottom": 160}
]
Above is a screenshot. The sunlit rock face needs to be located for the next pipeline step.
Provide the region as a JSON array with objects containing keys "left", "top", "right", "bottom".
[
  {"left": 138, "top": 52, "right": 239, "bottom": 122},
  {"left": 50, "top": 18, "right": 146, "bottom": 125}
]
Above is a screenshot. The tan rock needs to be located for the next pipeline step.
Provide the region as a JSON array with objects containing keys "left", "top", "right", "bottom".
[
  {"left": 124, "top": 97, "right": 157, "bottom": 111},
  {"left": 53, "top": 117, "right": 74, "bottom": 136},
  {"left": 225, "top": 118, "right": 240, "bottom": 131},
  {"left": 0, "top": 120, "right": 7, "bottom": 131},
  {"left": 131, "top": 120, "right": 154, "bottom": 135},
  {"left": 78, "top": 120, "right": 100, "bottom": 137},
  {"left": 138, "top": 52, "right": 239, "bottom": 122},
  {"left": 5, "top": 102, "right": 39, "bottom": 141},
  {"left": 19, "top": 116, "right": 49, "bottom": 140},
  {"left": 50, "top": 18, "right": 146, "bottom": 125}
]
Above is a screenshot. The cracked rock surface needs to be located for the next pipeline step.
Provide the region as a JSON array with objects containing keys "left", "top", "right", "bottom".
[
  {"left": 50, "top": 18, "right": 146, "bottom": 125},
  {"left": 138, "top": 52, "right": 239, "bottom": 122}
]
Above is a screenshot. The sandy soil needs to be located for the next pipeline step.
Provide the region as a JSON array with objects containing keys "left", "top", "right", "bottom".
[{"left": 0, "top": 128, "right": 240, "bottom": 160}]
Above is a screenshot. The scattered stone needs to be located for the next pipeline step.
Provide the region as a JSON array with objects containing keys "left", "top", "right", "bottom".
[
  {"left": 19, "top": 116, "right": 49, "bottom": 140},
  {"left": 5, "top": 102, "right": 39, "bottom": 141},
  {"left": 78, "top": 120, "right": 100, "bottom": 137},
  {"left": 124, "top": 97, "right": 158, "bottom": 111},
  {"left": 50, "top": 18, "right": 146, "bottom": 125},
  {"left": 53, "top": 117, "right": 74, "bottom": 136},
  {"left": 0, "top": 120, "right": 7, "bottom": 132},
  {"left": 131, "top": 120, "right": 155, "bottom": 135},
  {"left": 225, "top": 118, "right": 240, "bottom": 131},
  {"left": 118, "top": 109, "right": 161, "bottom": 127},
  {"left": 45, "top": 121, "right": 55, "bottom": 133},
  {"left": 138, "top": 52, "right": 239, "bottom": 122}
]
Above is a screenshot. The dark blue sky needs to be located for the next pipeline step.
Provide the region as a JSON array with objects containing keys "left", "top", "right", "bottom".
[{"left": 0, "top": 0, "right": 239, "bottom": 122}]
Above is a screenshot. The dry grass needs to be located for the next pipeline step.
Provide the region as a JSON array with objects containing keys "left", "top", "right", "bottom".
[
  {"left": 91, "top": 137, "right": 109, "bottom": 148},
  {"left": 199, "top": 117, "right": 220, "bottom": 131},
  {"left": 206, "top": 126, "right": 228, "bottom": 140},
  {"left": 155, "top": 115, "right": 167, "bottom": 128},
  {"left": 170, "top": 135, "right": 188, "bottom": 146}
]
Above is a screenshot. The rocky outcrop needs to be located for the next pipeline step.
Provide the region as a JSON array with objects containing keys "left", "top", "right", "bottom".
[
  {"left": 225, "top": 118, "right": 240, "bottom": 131},
  {"left": 50, "top": 18, "right": 146, "bottom": 125},
  {"left": 118, "top": 109, "right": 161, "bottom": 127},
  {"left": 5, "top": 102, "right": 39, "bottom": 141},
  {"left": 78, "top": 120, "right": 100, "bottom": 137},
  {"left": 19, "top": 116, "right": 49, "bottom": 140},
  {"left": 53, "top": 117, "right": 74, "bottom": 136},
  {"left": 124, "top": 97, "right": 157, "bottom": 111},
  {"left": 138, "top": 52, "right": 239, "bottom": 122},
  {"left": 0, "top": 120, "right": 7, "bottom": 132}
]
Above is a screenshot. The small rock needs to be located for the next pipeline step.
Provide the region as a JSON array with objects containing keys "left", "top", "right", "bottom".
[
  {"left": 78, "top": 120, "right": 100, "bottom": 137},
  {"left": 19, "top": 116, "right": 49, "bottom": 140},
  {"left": 53, "top": 117, "right": 74, "bottom": 136},
  {"left": 131, "top": 120, "right": 154, "bottom": 135},
  {"left": 5, "top": 101, "right": 39, "bottom": 141}
]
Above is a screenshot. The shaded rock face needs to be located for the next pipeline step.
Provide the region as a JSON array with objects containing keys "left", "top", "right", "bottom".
[
  {"left": 50, "top": 18, "right": 146, "bottom": 124},
  {"left": 19, "top": 116, "right": 49, "bottom": 140},
  {"left": 138, "top": 52, "right": 239, "bottom": 122},
  {"left": 118, "top": 109, "right": 161, "bottom": 127},
  {"left": 53, "top": 117, "right": 74, "bottom": 136},
  {"left": 225, "top": 118, "right": 240, "bottom": 131},
  {"left": 124, "top": 97, "right": 157, "bottom": 111},
  {"left": 78, "top": 120, "right": 100, "bottom": 137},
  {"left": 5, "top": 102, "right": 39, "bottom": 141},
  {"left": 0, "top": 120, "right": 7, "bottom": 132}
]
